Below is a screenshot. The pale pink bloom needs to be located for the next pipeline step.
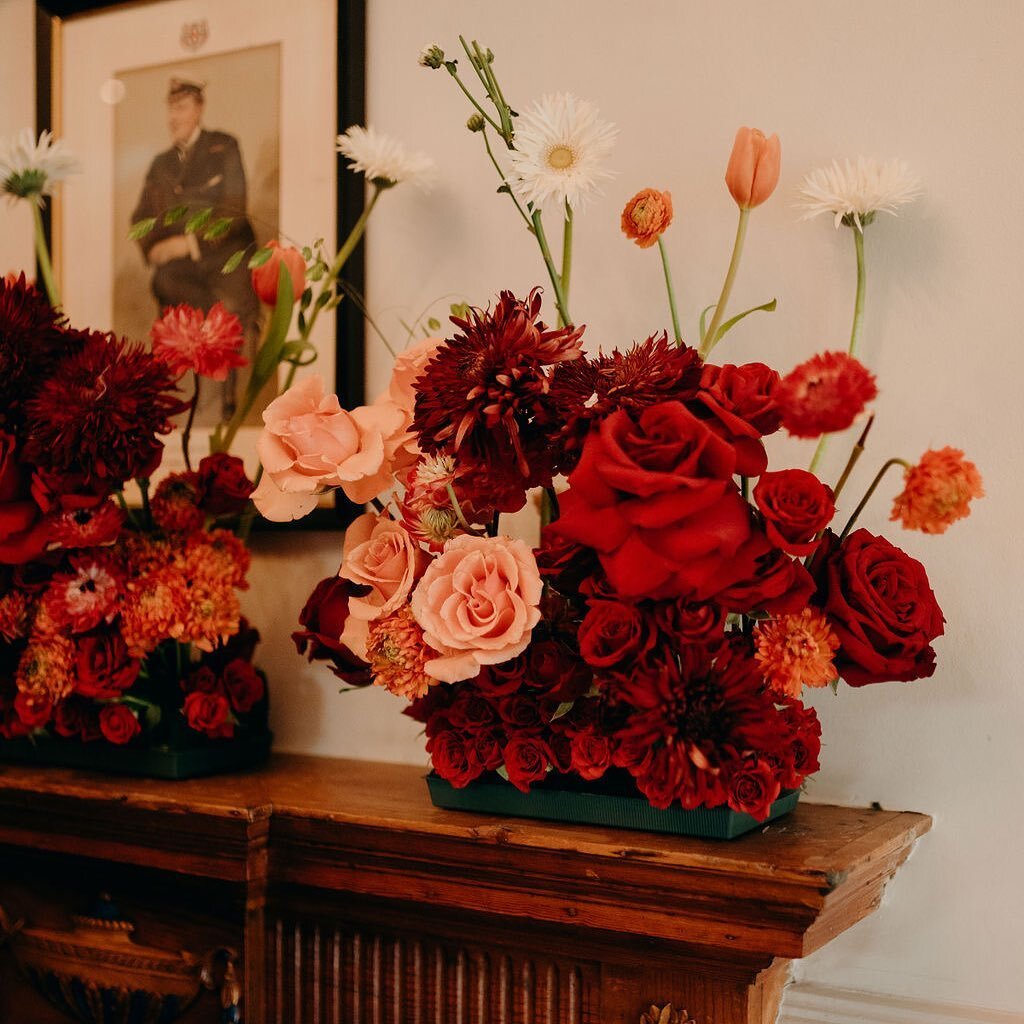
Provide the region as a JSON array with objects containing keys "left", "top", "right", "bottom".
[
  {"left": 255, "top": 375, "right": 405, "bottom": 515},
  {"left": 339, "top": 512, "right": 427, "bottom": 622},
  {"left": 410, "top": 534, "right": 543, "bottom": 684},
  {"left": 150, "top": 302, "right": 247, "bottom": 381}
]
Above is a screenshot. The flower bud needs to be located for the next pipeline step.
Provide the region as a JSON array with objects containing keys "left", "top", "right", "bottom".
[
  {"left": 251, "top": 240, "right": 306, "bottom": 306},
  {"left": 725, "top": 127, "right": 781, "bottom": 209},
  {"left": 418, "top": 44, "right": 445, "bottom": 70},
  {"left": 466, "top": 113, "right": 486, "bottom": 133}
]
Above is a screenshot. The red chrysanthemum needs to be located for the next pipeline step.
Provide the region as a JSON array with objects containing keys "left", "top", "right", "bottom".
[
  {"left": 150, "top": 302, "right": 247, "bottom": 381},
  {"left": 49, "top": 500, "right": 126, "bottom": 549},
  {"left": 412, "top": 288, "right": 584, "bottom": 503},
  {"left": 23, "top": 332, "right": 186, "bottom": 492},
  {"left": 776, "top": 351, "right": 877, "bottom": 438}
]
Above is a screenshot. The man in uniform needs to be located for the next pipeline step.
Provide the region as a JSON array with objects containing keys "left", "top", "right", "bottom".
[{"left": 132, "top": 74, "right": 261, "bottom": 421}]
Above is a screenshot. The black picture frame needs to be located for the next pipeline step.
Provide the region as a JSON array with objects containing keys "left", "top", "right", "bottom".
[{"left": 34, "top": 0, "right": 367, "bottom": 530}]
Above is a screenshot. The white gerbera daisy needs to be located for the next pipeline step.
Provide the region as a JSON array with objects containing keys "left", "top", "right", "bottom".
[
  {"left": 336, "top": 125, "right": 435, "bottom": 190},
  {"left": 507, "top": 93, "right": 617, "bottom": 211},
  {"left": 0, "top": 128, "right": 80, "bottom": 203},
  {"left": 797, "top": 157, "right": 921, "bottom": 231}
]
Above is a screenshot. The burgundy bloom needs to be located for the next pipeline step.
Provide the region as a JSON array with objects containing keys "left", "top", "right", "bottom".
[
  {"left": 151, "top": 472, "right": 205, "bottom": 533},
  {"left": 292, "top": 576, "right": 372, "bottom": 686},
  {"left": 222, "top": 657, "right": 265, "bottom": 713},
  {"left": 197, "top": 453, "right": 254, "bottom": 516}
]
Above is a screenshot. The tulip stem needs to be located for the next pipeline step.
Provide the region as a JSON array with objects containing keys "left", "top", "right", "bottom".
[
  {"left": 849, "top": 225, "right": 867, "bottom": 357},
  {"left": 838, "top": 457, "right": 910, "bottom": 541},
  {"left": 32, "top": 203, "right": 60, "bottom": 309},
  {"left": 700, "top": 206, "right": 750, "bottom": 359},
  {"left": 657, "top": 235, "right": 683, "bottom": 345}
]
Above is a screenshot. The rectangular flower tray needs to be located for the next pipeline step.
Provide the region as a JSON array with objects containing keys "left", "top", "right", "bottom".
[
  {"left": 0, "top": 729, "right": 272, "bottom": 780},
  {"left": 426, "top": 771, "right": 799, "bottom": 840}
]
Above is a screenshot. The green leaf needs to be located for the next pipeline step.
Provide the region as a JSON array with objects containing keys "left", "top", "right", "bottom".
[
  {"left": 185, "top": 207, "right": 213, "bottom": 233},
  {"left": 248, "top": 247, "right": 275, "bottom": 269},
  {"left": 496, "top": 765, "right": 510, "bottom": 782},
  {"left": 711, "top": 298, "right": 777, "bottom": 346},
  {"left": 280, "top": 339, "right": 318, "bottom": 365},
  {"left": 427, "top": 317, "right": 441, "bottom": 331},
  {"left": 220, "top": 250, "right": 246, "bottom": 275},
  {"left": 144, "top": 704, "right": 162, "bottom": 730},
  {"left": 450, "top": 302, "right": 470, "bottom": 318},
  {"left": 698, "top": 303, "right": 716, "bottom": 342},
  {"left": 299, "top": 286, "right": 313, "bottom": 310},
  {"left": 829, "top": 677, "right": 841, "bottom": 695},
  {"left": 301, "top": 246, "right": 313, "bottom": 261},
  {"left": 308, "top": 262, "right": 325, "bottom": 282},
  {"left": 203, "top": 217, "right": 234, "bottom": 241},
  {"left": 163, "top": 204, "right": 189, "bottom": 226},
  {"left": 128, "top": 217, "right": 157, "bottom": 240},
  {"left": 551, "top": 701, "right": 575, "bottom": 721}
]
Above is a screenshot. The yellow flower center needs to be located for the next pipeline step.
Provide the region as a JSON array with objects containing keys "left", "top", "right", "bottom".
[{"left": 547, "top": 145, "right": 575, "bottom": 170}]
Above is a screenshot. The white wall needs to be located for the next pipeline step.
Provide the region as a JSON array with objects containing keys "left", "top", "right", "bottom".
[{"left": 3, "top": 0, "right": 1022, "bottom": 1016}]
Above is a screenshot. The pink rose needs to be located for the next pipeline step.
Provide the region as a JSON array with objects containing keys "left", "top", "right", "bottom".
[
  {"left": 339, "top": 512, "right": 427, "bottom": 621},
  {"left": 387, "top": 336, "right": 444, "bottom": 413},
  {"left": 410, "top": 534, "right": 542, "bottom": 684},
  {"left": 254, "top": 375, "right": 405, "bottom": 519}
]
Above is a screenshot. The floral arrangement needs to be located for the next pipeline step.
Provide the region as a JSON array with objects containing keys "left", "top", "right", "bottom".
[
  {"left": 0, "top": 122, "right": 433, "bottom": 753},
  {"left": 270, "top": 39, "right": 984, "bottom": 822}
]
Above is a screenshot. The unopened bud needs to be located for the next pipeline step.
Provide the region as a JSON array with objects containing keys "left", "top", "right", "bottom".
[
  {"left": 466, "top": 113, "right": 486, "bottom": 133},
  {"left": 418, "top": 44, "right": 445, "bottom": 70}
]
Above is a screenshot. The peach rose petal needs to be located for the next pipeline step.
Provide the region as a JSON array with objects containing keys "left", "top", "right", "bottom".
[
  {"left": 340, "top": 512, "right": 426, "bottom": 622},
  {"left": 251, "top": 474, "right": 320, "bottom": 522}
]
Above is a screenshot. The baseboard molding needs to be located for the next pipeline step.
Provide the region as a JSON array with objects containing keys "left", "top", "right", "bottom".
[{"left": 779, "top": 982, "right": 1023, "bottom": 1024}]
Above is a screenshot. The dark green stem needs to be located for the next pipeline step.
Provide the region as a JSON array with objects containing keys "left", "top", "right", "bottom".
[{"left": 838, "top": 457, "right": 911, "bottom": 541}]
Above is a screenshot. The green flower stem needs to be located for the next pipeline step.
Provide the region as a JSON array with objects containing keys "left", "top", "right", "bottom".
[
  {"left": 838, "top": 456, "right": 910, "bottom": 541},
  {"left": 657, "top": 234, "right": 683, "bottom": 345},
  {"left": 531, "top": 209, "right": 572, "bottom": 326},
  {"left": 560, "top": 201, "right": 574, "bottom": 326},
  {"left": 445, "top": 65, "right": 502, "bottom": 134},
  {"left": 699, "top": 206, "right": 750, "bottom": 359},
  {"left": 32, "top": 203, "right": 60, "bottom": 308},
  {"left": 481, "top": 128, "right": 531, "bottom": 228},
  {"left": 181, "top": 374, "right": 200, "bottom": 471},
  {"left": 849, "top": 225, "right": 867, "bottom": 356},
  {"left": 830, "top": 414, "right": 875, "bottom": 503},
  {"left": 473, "top": 40, "right": 513, "bottom": 140}
]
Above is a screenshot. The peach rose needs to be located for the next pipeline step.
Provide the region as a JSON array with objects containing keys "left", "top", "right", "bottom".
[
  {"left": 410, "top": 534, "right": 542, "bottom": 684},
  {"left": 254, "top": 375, "right": 405, "bottom": 520},
  {"left": 339, "top": 512, "right": 427, "bottom": 621},
  {"left": 621, "top": 188, "right": 673, "bottom": 248},
  {"left": 387, "top": 336, "right": 445, "bottom": 414}
]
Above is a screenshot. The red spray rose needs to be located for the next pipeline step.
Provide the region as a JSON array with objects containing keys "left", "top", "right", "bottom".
[
  {"left": 73, "top": 630, "right": 141, "bottom": 699},
  {"left": 522, "top": 640, "right": 592, "bottom": 701},
  {"left": 222, "top": 658, "right": 265, "bottom": 713},
  {"left": 577, "top": 600, "right": 657, "bottom": 669},
  {"left": 292, "top": 576, "right": 372, "bottom": 686},
  {"left": 54, "top": 697, "right": 94, "bottom": 739},
  {"left": 98, "top": 703, "right": 141, "bottom": 745},
  {"left": 819, "top": 529, "right": 944, "bottom": 686},
  {"left": 503, "top": 735, "right": 551, "bottom": 792},
  {"left": 570, "top": 730, "right": 612, "bottom": 781},
  {"left": 197, "top": 453, "right": 255, "bottom": 516},
  {"left": 183, "top": 690, "right": 235, "bottom": 739},
  {"left": 14, "top": 691, "right": 53, "bottom": 730},
  {"left": 726, "top": 757, "right": 781, "bottom": 821},
  {"left": 652, "top": 599, "right": 726, "bottom": 643},
  {"left": 754, "top": 469, "right": 835, "bottom": 556},
  {"left": 428, "top": 729, "right": 482, "bottom": 788}
]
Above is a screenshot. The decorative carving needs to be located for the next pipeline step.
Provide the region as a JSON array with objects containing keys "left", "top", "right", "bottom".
[{"left": 641, "top": 1005, "right": 697, "bottom": 1024}]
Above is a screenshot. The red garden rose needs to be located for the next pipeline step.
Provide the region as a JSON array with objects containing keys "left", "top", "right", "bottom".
[
  {"left": 652, "top": 599, "right": 726, "bottom": 643},
  {"left": 779, "top": 702, "right": 822, "bottom": 790},
  {"left": 292, "top": 576, "right": 372, "bottom": 686},
  {"left": 183, "top": 690, "right": 235, "bottom": 738},
  {"left": 716, "top": 545, "right": 815, "bottom": 615},
  {"left": 726, "top": 757, "right": 781, "bottom": 821},
  {"left": 98, "top": 703, "right": 141, "bottom": 745},
  {"left": 503, "top": 735, "right": 551, "bottom": 792},
  {"left": 577, "top": 600, "right": 656, "bottom": 669},
  {"left": 468, "top": 728, "right": 505, "bottom": 771},
  {"left": 182, "top": 665, "right": 225, "bottom": 695},
  {"left": 754, "top": 469, "right": 835, "bottom": 556},
  {"left": 222, "top": 658, "right": 265, "bottom": 713},
  {"left": 446, "top": 689, "right": 499, "bottom": 732},
  {"left": 428, "top": 729, "right": 482, "bottom": 788},
  {"left": 820, "top": 528, "right": 945, "bottom": 686},
  {"left": 197, "top": 453, "right": 255, "bottom": 516},
  {"left": 73, "top": 630, "right": 141, "bottom": 699},
  {"left": 475, "top": 655, "right": 528, "bottom": 697},
  {"left": 522, "top": 639, "right": 592, "bottom": 701},
  {"left": 553, "top": 401, "right": 760, "bottom": 600},
  {"left": 570, "top": 730, "right": 612, "bottom": 781}
]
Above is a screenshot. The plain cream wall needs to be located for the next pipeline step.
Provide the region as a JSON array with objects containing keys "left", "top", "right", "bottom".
[{"left": 3, "top": 0, "right": 1022, "bottom": 1015}]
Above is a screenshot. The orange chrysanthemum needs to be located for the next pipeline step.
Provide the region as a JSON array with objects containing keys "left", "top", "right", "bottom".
[
  {"left": 366, "top": 605, "right": 436, "bottom": 700},
  {"left": 120, "top": 567, "right": 190, "bottom": 655},
  {"left": 754, "top": 609, "right": 839, "bottom": 698},
  {"left": 0, "top": 590, "right": 31, "bottom": 642},
  {"left": 179, "top": 580, "right": 241, "bottom": 653},
  {"left": 184, "top": 529, "right": 251, "bottom": 590},
  {"left": 621, "top": 188, "right": 673, "bottom": 248},
  {"left": 16, "top": 634, "right": 74, "bottom": 702},
  {"left": 891, "top": 447, "right": 984, "bottom": 535}
]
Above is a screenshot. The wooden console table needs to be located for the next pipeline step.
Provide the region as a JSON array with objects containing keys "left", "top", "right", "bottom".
[{"left": 0, "top": 755, "right": 930, "bottom": 1023}]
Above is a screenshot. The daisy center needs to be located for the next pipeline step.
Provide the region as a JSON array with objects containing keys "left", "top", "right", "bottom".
[{"left": 547, "top": 145, "right": 576, "bottom": 171}]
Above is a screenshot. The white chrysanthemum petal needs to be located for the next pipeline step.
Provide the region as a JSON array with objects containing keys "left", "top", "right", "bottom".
[
  {"left": 796, "top": 157, "right": 921, "bottom": 230},
  {"left": 0, "top": 128, "right": 80, "bottom": 201},
  {"left": 507, "top": 93, "right": 617, "bottom": 211},
  {"left": 336, "top": 125, "right": 435, "bottom": 190}
]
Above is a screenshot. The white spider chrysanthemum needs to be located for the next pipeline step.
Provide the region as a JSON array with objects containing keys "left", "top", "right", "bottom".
[
  {"left": 0, "top": 128, "right": 80, "bottom": 203},
  {"left": 336, "top": 126, "right": 435, "bottom": 190},
  {"left": 797, "top": 157, "right": 922, "bottom": 231},
  {"left": 508, "top": 93, "right": 617, "bottom": 211}
]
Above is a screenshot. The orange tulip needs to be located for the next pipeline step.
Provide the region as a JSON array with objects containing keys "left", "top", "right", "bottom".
[
  {"left": 251, "top": 240, "right": 306, "bottom": 306},
  {"left": 725, "top": 127, "right": 781, "bottom": 209}
]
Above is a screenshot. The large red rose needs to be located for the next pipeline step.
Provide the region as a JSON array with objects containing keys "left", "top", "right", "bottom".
[
  {"left": 820, "top": 529, "right": 945, "bottom": 686},
  {"left": 754, "top": 469, "right": 835, "bottom": 556},
  {"left": 577, "top": 600, "right": 656, "bottom": 669},
  {"left": 726, "top": 757, "right": 781, "bottom": 821},
  {"left": 73, "top": 630, "right": 141, "bottom": 699},
  {"left": 553, "top": 402, "right": 760, "bottom": 600},
  {"left": 292, "top": 576, "right": 372, "bottom": 686}
]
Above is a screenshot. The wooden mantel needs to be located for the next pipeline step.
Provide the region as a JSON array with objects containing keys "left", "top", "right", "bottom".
[{"left": 0, "top": 755, "right": 930, "bottom": 1023}]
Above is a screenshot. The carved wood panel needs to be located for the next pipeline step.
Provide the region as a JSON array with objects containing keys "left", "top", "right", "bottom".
[{"left": 267, "top": 914, "right": 597, "bottom": 1024}]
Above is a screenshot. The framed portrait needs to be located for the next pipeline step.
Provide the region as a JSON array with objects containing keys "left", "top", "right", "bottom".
[{"left": 35, "top": 0, "right": 366, "bottom": 526}]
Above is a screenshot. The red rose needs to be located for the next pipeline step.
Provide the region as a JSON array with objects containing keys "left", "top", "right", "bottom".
[
  {"left": 251, "top": 240, "right": 306, "bottom": 306},
  {"left": 222, "top": 658, "right": 265, "bottom": 713},
  {"left": 754, "top": 470, "right": 835, "bottom": 556},
  {"left": 428, "top": 729, "right": 482, "bottom": 788},
  {"left": 502, "top": 735, "right": 551, "bottom": 792},
  {"left": 497, "top": 696, "right": 549, "bottom": 732},
  {"left": 716, "top": 545, "right": 815, "bottom": 615},
  {"left": 553, "top": 402, "right": 760, "bottom": 600},
  {"left": 197, "top": 453, "right": 255, "bottom": 516},
  {"left": 181, "top": 665, "right": 224, "bottom": 695},
  {"left": 726, "top": 758, "right": 781, "bottom": 821},
  {"left": 292, "top": 576, "right": 372, "bottom": 686},
  {"left": 14, "top": 691, "right": 53, "bottom": 729},
  {"left": 73, "top": 630, "right": 141, "bottom": 699},
  {"left": 475, "top": 654, "right": 527, "bottom": 697},
  {"left": 183, "top": 690, "right": 234, "bottom": 738},
  {"left": 692, "top": 362, "right": 782, "bottom": 475},
  {"left": 577, "top": 600, "right": 656, "bottom": 669},
  {"left": 447, "top": 690, "right": 498, "bottom": 732},
  {"left": 98, "top": 703, "right": 141, "bottom": 745},
  {"left": 779, "top": 702, "right": 822, "bottom": 790},
  {"left": 652, "top": 599, "right": 726, "bottom": 643},
  {"left": 820, "top": 529, "right": 944, "bottom": 686},
  {"left": 523, "top": 639, "right": 592, "bottom": 701},
  {"left": 54, "top": 697, "right": 93, "bottom": 739},
  {"left": 0, "top": 432, "right": 48, "bottom": 565},
  {"left": 570, "top": 730, "right": 612, "bottom": 781},
  {"left": 468, "top": 728, "right": 505, "bottom": 771}
]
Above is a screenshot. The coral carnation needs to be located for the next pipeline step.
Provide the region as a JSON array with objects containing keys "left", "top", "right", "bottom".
[
  {"left": 150, "top": 302, "right": 247, "bottom": 381},
  {"left": 754, "top": 608, "right": 839, "bottom": 697},
  {"left": 776, "top": 351, "right": 877, "bottom": 438},
  {"left": 891, "top": 447, "right": 984, "bottom": 535},
  {"left": 366, "top": 605, "right": 436, "bottom": 699}
]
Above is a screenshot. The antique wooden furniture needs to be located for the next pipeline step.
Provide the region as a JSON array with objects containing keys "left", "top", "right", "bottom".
[{"left": 0, "top": 755, "right": 931, "bottom": 1023}]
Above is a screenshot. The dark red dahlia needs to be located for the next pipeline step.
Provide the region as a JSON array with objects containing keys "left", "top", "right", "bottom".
[
  {"left": 24, "top": 332, "right": 186, "bottom": 493},
  {"left": 411, "top": 288, "right": 584, "bottom": 500}
]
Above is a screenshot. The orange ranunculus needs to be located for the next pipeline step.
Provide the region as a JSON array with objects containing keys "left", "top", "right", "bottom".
[
  {"left": 725, "top": 127, "right": 781, "bottom": 209},
  {"left": 251, "top": 240, "right": 306, "bottom": 306},
  {"left": 891, "top": 447, "right": 984, "bottom": 535},
  {"left": 620, "top": 188, "right": 673, "bottom": 248}
]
